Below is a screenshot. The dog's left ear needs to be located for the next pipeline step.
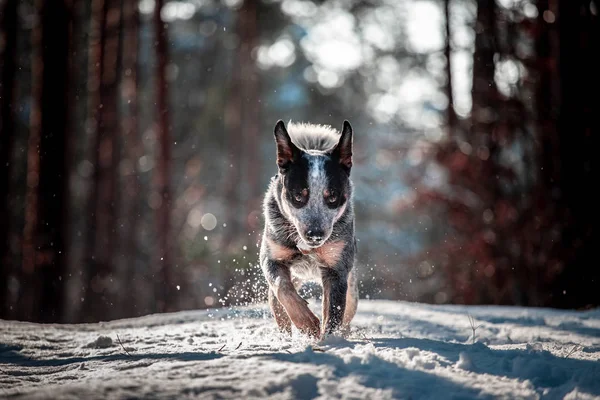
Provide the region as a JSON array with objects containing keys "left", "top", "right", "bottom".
[
  {"left": 332, "top": 120, "right": 353, "bottom": 172},
  {"left": 274, "top": 120, "right": 299, "bottom": 171}
]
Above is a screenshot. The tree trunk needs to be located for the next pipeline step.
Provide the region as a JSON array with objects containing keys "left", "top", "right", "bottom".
[
  {"left": 471, "top": 0, "right": 497, "bottom": 140},
  {"left": 222, "top": 13, "right": 244, "bottom": 253},
  {"left": 531, "top": 0, "right": 561, "bottom": 307},
  {"left": 119, "top": 0, "right": 141, "bottom": 317},
  {"left": 241, "top": 0, "right": 260, "bottom": 232},
  {"left": 463, "top": 0, "right": 499, "bottom": 304},
  {"left": 552, "top": 0, "right": 599, "bottom": 308},
  {"left": 444, "top": 0, "right": 456, "bottom": 137},
  {"left": 20, "top": 0, "right": 71, "bottom": 322},
  {"left": 21, "top": 0, "right": 44, "bottom": 321},
  {"left": 64, "top": 0, "right": 92, "bottom": 323},
  {"left": 82, "top": 0, "right": 106, "bottom": 321},
  {"left": 0, "top": 0, "right": 18, "bottom": 318},
  {"left": 221, "top": 1, "right": 260, "bottom": 302},
  {"left": 154, "top": 0, "right": 174, "bottom": 312},
  {"left": 83, "top": 0, "right": 122, "bottom": 321}
]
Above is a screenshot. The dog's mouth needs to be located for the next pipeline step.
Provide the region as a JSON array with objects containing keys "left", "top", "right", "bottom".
[
  {"left": 297, "top": 236, "right": 328, "bottom": 253},
  {"left": 297, "top": 240, "right": 319, "bottom": 254}
]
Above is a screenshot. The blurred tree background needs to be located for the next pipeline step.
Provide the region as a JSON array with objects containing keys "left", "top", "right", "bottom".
[{"left": 0, "top": 0, "right": 597, "bottom": 323}]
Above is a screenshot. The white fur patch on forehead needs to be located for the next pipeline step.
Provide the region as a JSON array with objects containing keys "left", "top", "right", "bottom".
[
  {"left": 307, "top": 155, "right": 328, "bottom": 192},
  {"left": 286, "top": 121, "right": 340, "bottom": 152}
]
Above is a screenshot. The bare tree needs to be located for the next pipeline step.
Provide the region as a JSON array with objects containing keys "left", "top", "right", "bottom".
[
  {"left": 241, "top": 0, "right": 260, "bottom": 231},
  {"left": 443, "top": 0, "right": 456, "bottom": 136},
  {"left": 154, "top": 0, "right": 174, "bottom": 312},
  {"left": 21, "top": 0, "right": 44, "bottom": 320},
  {"left": 83, "top": 0, "right": 123, "bottom": 321},
  {"left": 20, "top": 0, "right": 71, "bottom": 322},
  {"left": 222, "top": 15, "right": 244, "bottom": 252},
  {"left": 119, "top": 0, "right": 142, "bottom": 316},
  {"left": 0, "top": 0, "right": 18, "bottom": 318},
  {"left": 221, "top": 1, "right": 260, "bottom": 301},
  {"left": 551, "top": 0, "right": 599, "bottom": 307}
]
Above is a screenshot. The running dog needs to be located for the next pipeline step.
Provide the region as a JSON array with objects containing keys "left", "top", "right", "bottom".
[{"left": 259, "top": 120, "right": 358, "bottom": 339}]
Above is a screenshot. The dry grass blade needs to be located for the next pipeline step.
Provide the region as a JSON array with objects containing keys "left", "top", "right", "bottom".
[
  {"left": 235, "top": 342, "right": 242, "bottom": 350},
  {"left": 564, "top": 344, "right": 581, "bottom": 358},
  {"left": 116, "top": 334, "right": 131, "bottom": 357},
  {"left": 467, "top": 314, "right": 483, "bottom": 345},
  {"left": 217, "top": 344, "right": 226, "bottom": 352}
]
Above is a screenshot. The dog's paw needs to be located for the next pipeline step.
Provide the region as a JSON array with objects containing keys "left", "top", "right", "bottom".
[
  {"left": 289, "top": 306, "right": 320, "bottom": 338},
  {"left": 299, "top": 311, "right": 321, "bottom": 338},
  {"left": 317, "top": 331, "right": 351, "bottom": 346},
  {"left": 338, "top": 324, "right": 352, "bottom": 339}
]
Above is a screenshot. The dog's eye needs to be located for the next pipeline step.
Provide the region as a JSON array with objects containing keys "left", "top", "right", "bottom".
[
  {"left": 293, "top": 188, "right": 308, "bottom": 203},
  {"left": 326, "top": 190, "right": 338, "bottom": 204}
]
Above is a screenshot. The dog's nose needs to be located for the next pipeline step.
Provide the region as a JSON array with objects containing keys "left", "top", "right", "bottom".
[{"left": 306, "top": 229, "right": 325, "bottom": 244}]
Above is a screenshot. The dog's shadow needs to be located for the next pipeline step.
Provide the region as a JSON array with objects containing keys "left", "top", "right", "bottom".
[
  {"left": 260, "top": 347, "right": 483, "bottom": 399},
  {"left": 259, "top": 336, "right": 600, "bottom": 399},
  {"left": 0, "top": 342, "right": 223, "bottom": 369}
]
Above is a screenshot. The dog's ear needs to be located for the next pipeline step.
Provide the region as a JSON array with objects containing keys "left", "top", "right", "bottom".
[
  {"left": 274, "top": 120, "right": 299, "bottom": 171},
  {"left": 332, "top": 120, "right": 353, "bottom": 172}
]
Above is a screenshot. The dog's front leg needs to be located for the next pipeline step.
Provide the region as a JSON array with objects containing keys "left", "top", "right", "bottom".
[
  {"left": 268, "top": 288, "right": 291, "bottom": 335},
  {"left": 320, "top": 267, "right": 348, "bottom": 336},
  {"left": 263, "top": 259, "right": 320, "bottom": 338}
]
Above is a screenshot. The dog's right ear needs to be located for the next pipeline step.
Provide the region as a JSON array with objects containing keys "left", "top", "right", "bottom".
[{"left": 274, "top": 120, "right": 298, "bottom": 171}]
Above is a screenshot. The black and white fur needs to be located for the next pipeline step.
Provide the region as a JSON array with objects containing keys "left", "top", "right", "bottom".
[{"left": 260, "top": 120, "right": 358, "bottom": 338}]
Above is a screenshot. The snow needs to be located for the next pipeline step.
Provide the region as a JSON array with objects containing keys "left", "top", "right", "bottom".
[{"left": 1, "top": 300, "right": 599, "bottom": 399}]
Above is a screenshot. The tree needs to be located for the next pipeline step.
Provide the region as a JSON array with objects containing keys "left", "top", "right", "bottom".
[
  {"left": 240, "top": 0, "right": 260, "bottom": 233},
  {"left": 421, "top": 0, "right": 505, "bottom": 304},
  {"left": 221, "top": 0, "right": 260, "bottom": 302},
  {"left": 154, "top": 0, "right": 174, "bottom": 312},
  {"left": 551, "top": 0, "right": 599, "bottom": 308},
  {"left": 0, "top": 0, "right": 18, "bottom": 318},
  {"left": 443, "top": 0, "right": 456, "bottom": 137},
  {"left": 416, "top": 0, "right": 599, "bottom": 308},
  {"left": 20, "top": 0, "right": 71, "bottom": 322},
  {"left": 119, "top": 0, "right": 142, "bottom": 317},
  {"left": 83, "top": 0, "right": 123, "bottom": 321}
]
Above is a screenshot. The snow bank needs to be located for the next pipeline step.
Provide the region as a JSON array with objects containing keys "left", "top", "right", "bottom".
[{"left": 1, "top": 300, "right": 599, "bottom": 399}]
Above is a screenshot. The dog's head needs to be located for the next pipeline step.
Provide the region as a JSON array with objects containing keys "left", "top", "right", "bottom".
[{"left": 273, "top": 120, "right": 353, "bottom": 249}]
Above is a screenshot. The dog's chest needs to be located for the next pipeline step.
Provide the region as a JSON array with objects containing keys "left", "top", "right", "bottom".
[
  {"left": 288, "top": 240, "right": 347, "bottom": 281},
  {"left": 289, "top": 254, "right": 325, "bottom": 281}
]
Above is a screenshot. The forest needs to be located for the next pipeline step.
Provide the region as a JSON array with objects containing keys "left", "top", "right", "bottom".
[{"left": 0, "top": 0, "right": 598, "bottom": 324}]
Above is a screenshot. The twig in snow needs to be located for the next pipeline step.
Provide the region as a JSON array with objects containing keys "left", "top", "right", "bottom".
[
  {"left": 564, "top": 344, "right": 581, "bottom": 358},
  {"left": 116, "top": 334, "right": 131, "bottom": 357},
  {"left": 467, "top": 314, "right": 483, "bottom": 345},
  {"left": 217, "top": 344, "right": 226, "bottom": 352},
  {"left": 235, "top": 342, "right": 242, "bottom": 350},
  {"left": 285, "top": 350, "right": 292, "bottom": 354},
  {"left": 312, "top": 347, "right": 325, "bottom": 352}
]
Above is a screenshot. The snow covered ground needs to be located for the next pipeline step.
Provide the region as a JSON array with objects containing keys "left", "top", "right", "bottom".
[{"left": 1, "top": 300, "right": 599, "bottom": 399}]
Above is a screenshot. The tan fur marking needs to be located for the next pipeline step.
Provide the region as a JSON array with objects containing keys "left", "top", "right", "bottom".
[
  {"left": 315, "top": 240, "right": 346, "bottom": 267},
  {"left": 343, "top": 270, "right": 358, "bottom": 328},
  {"left": 276, "top": 283, "right": 320, "bottom": 337},
  {"left": 266, "top": 237, "right": 296, "bottom": 261},
  {"left": 269, "top": 289, "right": 291, "bottom": 334}
]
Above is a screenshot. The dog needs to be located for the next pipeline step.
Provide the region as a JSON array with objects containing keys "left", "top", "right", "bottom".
[{"left": 259, "top": 119, "right": 358, "bottom": 339}]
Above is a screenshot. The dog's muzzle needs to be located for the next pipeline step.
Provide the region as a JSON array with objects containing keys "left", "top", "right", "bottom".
[{"left": 297, "top": 239, "right": 321, "bottom": 255}]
